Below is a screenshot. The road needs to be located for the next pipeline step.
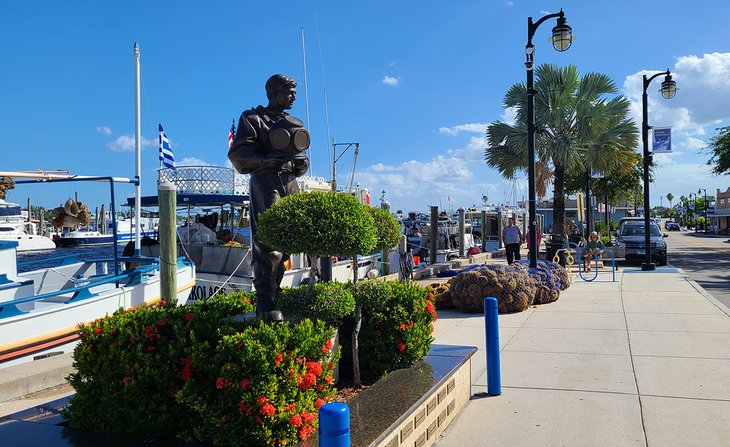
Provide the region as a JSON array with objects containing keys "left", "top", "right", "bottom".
[{"left": 663, "top": 230, "right": 730, "bottom": 309}]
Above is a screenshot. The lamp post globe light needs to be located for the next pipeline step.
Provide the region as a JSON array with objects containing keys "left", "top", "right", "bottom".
[
  {"left": 525, "top": 8, "right": 574, "bottom": 268},
  {"left": 641, "top": 71, "right": 677, "bottom": 271}
]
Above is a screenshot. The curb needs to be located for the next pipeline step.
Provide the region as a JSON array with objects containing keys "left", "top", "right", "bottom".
[
  {"left": 0, "top": 353, "right": 74, "bottom": 403},
  {"left": 674, "top": 266, "right": 730, "bottom": 318}
]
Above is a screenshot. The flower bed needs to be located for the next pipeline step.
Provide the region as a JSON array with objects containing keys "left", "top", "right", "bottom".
[
  {"left": 63, "top": 294, "right": 338, "bottom": 446},
  {"left": 340, "top": 280, "right": 437, "bottom": 383}
]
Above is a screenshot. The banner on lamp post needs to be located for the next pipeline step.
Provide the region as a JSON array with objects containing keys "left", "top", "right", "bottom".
[{"left": 652, "top": 127, "right": 672, "bottom": 153}]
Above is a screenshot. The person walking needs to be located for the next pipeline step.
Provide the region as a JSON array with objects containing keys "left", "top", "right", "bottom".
[{"left": 502, "top": 217, "right": 523, "bottom": 264}]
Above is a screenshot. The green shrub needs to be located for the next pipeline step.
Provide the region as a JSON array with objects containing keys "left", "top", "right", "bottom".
[
  {"left": 257, "top": 191, "right": 377, "bottom": 258},
  {"left": 364, "top": 205, "right": 401, "bottom": 250},
  {"left": 64, "top": 297, "right": 337, "bottom": 446},
  {"left": 340, "top": 281, "right": 437, "bottom": 383},
  {"left": 279, "top": 282, "right": 356, "bottom": 322}
]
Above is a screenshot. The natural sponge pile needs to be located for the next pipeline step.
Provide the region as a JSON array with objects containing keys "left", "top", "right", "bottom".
[
  {"left": 430, "top": 282, "right": 453, "bottom": 309},
  {"left": 448, "top": 264, "right": 537, "bottom": 313}
]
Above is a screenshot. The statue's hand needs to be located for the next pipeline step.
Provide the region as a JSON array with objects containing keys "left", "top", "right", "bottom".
[{"left": 292, "top": 153, "right": 310, "bottom": 177}]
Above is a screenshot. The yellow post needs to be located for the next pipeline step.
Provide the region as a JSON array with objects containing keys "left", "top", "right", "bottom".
[{"left": 158, "top": 181, "right": 177, "bottom": 304}]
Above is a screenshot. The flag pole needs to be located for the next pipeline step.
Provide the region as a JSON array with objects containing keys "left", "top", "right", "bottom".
[{"left": 134, "top": 42, "right": 142, "bottom": 255}]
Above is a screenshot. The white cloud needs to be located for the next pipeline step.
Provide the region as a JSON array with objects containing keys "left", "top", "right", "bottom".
[
  {"left": 96, "top": 126, "right": 112, "bottom": 135},
  {"left": 506, "top": 1, "right": 514, "bottom": 6},
  {"left": 438, "top": 123, "right": 488, "bottom": 136},
  {"left": 623, "top": 53, "right": 730, "bottom": 133},
  {"left": 177, "top": 157, "right": 211, "bottom": 166},
  {"left": 683, "top": 136, "right": 707, "bottom": 150},
  {"left": 500, "top": 106, "right": 518, "bottom": 125},
  {"left": 389, "top": 60, "right": 398, "bottom": 67},
  {"left": 382, "top": 75, "right": 400, "bottom": 86},
  {"left": 106, "top": 134, "right": 155, "bottom": 152}
]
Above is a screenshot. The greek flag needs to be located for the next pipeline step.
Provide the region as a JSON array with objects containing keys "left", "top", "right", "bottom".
[{"left": 158, "top": 124, "right": 175, "bottom": 169}]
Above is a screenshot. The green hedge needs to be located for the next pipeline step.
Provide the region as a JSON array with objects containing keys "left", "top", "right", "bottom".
[
  {"left": 278, "top": 282, "right": 355, "bottom": 322},
  {"left": 340, "top": 281, "right": 437, "bottom": 383},
  {"left": 64, "top": 295, "right": 337, "bottom": 446}
]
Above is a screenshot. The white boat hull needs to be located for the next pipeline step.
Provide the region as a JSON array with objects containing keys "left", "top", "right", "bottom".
[{"left": 0, "top": 253, "right": 195, "bottom": 369}]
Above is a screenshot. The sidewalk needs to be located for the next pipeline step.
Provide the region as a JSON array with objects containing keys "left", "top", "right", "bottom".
[{"left": 433, "top": 266, "right": 730, "bottom": 447}]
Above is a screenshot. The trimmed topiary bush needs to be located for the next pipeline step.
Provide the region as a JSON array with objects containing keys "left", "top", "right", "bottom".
[
  {"left": 63, "top": 296, "right": 337, "bottom": 446},
  {"left": 364, "top": 205, "right": 401, "bottom": 251},
  {"left": 279, "top": 282, "right": 356, "bottom": 322},
  {"left": 257, "top": 191, "right": 377, "bottom": 260}
]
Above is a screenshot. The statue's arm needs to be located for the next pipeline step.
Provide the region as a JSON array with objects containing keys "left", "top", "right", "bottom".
[{"left": 228, "top": 112, "right": 290, "bottom": 173}]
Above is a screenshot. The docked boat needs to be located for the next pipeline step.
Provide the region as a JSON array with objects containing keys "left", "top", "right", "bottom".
[
  {"left": 131, "top": 165, "right": 382, "bottom": 301},
  {"left": 56, "top": 229, "right": 115, "bottom": 247},
  {"left": 0, "top": 172, "right": 196, "bottom": 369},
  {"left": 0, "top": 199, "right": 56, "bottom": 252},
  {"left": 0, "top": 43, "right": 196, "bottom": 368}
]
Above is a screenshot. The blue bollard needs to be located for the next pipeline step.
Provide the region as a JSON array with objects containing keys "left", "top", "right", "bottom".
[
  {"left": 319, "top": 402, "right": 350, "bottom": 447},
  {"left": 484, "top": 297, "right": 501, "bottom": 396}
]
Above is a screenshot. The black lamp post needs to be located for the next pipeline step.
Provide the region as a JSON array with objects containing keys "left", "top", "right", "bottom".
[
  {"left": 699, "top": 188, "right": 707, "bottom": 233},
  {"left": 641, "top": 70, "right": 677, "bottom": 271},
  {"left": 526, "top": 8, "right": 574, "bottom": 268}
]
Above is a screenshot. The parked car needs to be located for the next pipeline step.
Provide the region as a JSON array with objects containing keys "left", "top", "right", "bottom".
[
  {"left": 665, "top": 221, "right": 680, "bottom": 231},
  {"left": 613, "top": 222, "right": 667, "bottom": 265}
]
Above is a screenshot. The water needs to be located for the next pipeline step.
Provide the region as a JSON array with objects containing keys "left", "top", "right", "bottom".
[{"left": 16, "top": 243, "right": 126, "bottom": 273}]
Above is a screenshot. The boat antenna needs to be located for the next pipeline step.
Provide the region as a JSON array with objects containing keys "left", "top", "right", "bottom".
[
  {"left": 134, "top": 42, "right": 142, "bottom": 255},
  {"left": 301, "top": 27, "right": 313, "bottom": 175},
  {"left": 315, "top": 14, "right": 333, "bottom": 185}
]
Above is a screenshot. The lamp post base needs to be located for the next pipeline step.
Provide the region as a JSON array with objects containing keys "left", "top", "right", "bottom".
[{"left": 641, "top": 262, "right": 656, "bottom": 271}]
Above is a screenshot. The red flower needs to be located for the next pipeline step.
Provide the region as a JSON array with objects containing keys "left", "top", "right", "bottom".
[
  {"left": 298, "top": 372, "right": 317, "bottom": 389},
  {"left": 240, "top": 378, "right": 250, "bottom": 390},
  {"left": 396, "top": 341, "right": 406, "bottom": 352},
  {"left": 298, "top": 425, "right": 314, "bottom": 441},
  {"left": 274, "top": 353, "right": 284, "bottom": 366},
  {"left": 145, "top": 345, "right": 155, "bottom": 352},
  {"left": 94, "top": 326, "right": 102, "bottom": 336},
  {"left": 301, "top": 411, "right": 315, "bottom": 424},
  {"left": 321, "top": 339, "right": 334, "bottom": 353},
  {"left": 398, "top": 323, "right": 409, "bottom": 330},
  {"left": 289, "top": 414, "right": 303, "bottom": 427},
  {"left": 256, "top": 395, "right": 268, "bottom": 404},
  {"left": 159, "top": 300, "right": 167, "bottom": 307},
  {"left": 123, "top": 376, "right": 131, "bottom": 387},
  {"left": 306, "top": 361, "right": 323, "bottom": 377},
  {"left": 260, "top": 402, "right": 276, "bottom": 417},
  {"left": 427, "top": 292, "right": 434, "bottom": 300},
  {"left": 425, "top": 300, "right": 438, "bottom": 321},
  {"left": 215, "top": 377, "right": 225, "bottom": 389},
  {"left": 325, "top": 374, "right": 333, "bottom": 385},
  {"left": 284, "top": 403, "right": 297, "bottom": 412},
  {"left": 183, "top": 312, "right": 196, "bottom": 321},
  {"left": 238, "top": 403, "right": 253, "bottom": 416},
  {"left": 314, "top": 398, "right": 326, "bottom": 408},
  {"left": 179, "top": 358, "right": 192, "bottom": 381}
]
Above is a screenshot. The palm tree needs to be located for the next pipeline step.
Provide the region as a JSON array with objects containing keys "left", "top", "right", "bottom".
[
  {"left": 666, "top": 193, "right": 674, "bottom": 209},
  {"left": 485, "top": 64, "right": 638, "bottom": 242}
]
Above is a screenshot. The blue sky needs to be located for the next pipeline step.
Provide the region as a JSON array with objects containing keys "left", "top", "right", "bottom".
[{"left": 2, "top": 1, "right": 729, "bottom": 214}]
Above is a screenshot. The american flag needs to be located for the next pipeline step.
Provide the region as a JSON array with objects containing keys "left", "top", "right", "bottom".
[
  {"left": 228, "top": 119, "right": 236, "bottom": 148},
  {"left": 158, "top": 124, "right": 175, "bottom": 170}
]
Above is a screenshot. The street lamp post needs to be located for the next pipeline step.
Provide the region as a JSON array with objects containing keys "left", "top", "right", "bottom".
[
  {"left": 525, "top": 8, "right": 574, "bottom": 268},
  {"left": 641, "top": 70, "right": 677, "bottom": 271},
  {"left": 699, "top": 188, "right": 707, "bottom": 233}
]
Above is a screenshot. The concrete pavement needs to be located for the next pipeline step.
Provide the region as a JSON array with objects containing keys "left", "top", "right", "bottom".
[
  {"left": 433, "top": 266, "right": 730, "bottom": 447},
  {"left": 2, "top": 262, "right": 729, "bottom": 447}
]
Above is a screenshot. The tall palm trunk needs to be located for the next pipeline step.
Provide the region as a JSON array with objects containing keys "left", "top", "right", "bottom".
[{"left": 552, "top": 162, "right": 567, "bottom": 242}]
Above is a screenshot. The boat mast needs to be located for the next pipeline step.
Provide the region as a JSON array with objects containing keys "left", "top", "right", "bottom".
[
  {"left": 134, "top": 42, "right": 141, "bottom": 255},
  {"left": 301, "top": 27, "right": 312, "bottom": 175}
]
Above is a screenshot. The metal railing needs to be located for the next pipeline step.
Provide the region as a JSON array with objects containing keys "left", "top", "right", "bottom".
[{"left": 158, "top": 166, "right": 329, "bottom": 196}]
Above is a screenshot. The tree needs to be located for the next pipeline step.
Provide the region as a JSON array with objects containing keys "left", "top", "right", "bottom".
[
  {"left": 705, "top": 126, "right": 730, "bottom": 175},
  {"left": 486, "top": 64, "right": 638, "bottom": 241},
  {"left": 666, "top": 193, "right": 674, "bottom": 210},
  {"left": 258, "top": 191, "right": 401, "bottom": 387}
]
